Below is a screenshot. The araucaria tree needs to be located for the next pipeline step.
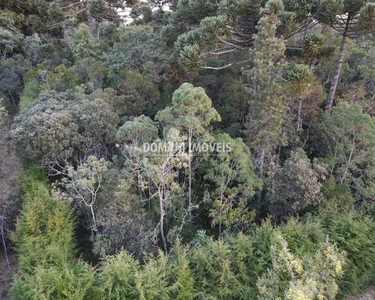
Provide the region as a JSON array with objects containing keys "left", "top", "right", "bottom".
[{"left": 310, "top": 0, "right": 375, "bottom": 110}]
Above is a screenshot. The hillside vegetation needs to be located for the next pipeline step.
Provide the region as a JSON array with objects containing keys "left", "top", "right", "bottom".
[{"left": 2, "top": 0, "right": 375, "bottom": 299}]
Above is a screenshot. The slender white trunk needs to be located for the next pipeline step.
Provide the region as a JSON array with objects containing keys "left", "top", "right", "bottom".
[
  {"left": 341, "top": 135, "right": 355, "bottom": 184},
  {"left": 89, "top": 204, "right": 97, "bottom": 231},
  {"left": 297, "top": 98, "right": 303, "bottom": 132},
  {"left": 158, "top": 189, "right": 168, "bottom": 253}
]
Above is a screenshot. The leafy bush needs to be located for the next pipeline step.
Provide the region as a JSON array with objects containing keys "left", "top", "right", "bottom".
[
  {"left": 11, "top": 171, "right": 96, "bottom": 299},
  {"left": 319, "top": 212, "right": 375, "bottom": 295}
]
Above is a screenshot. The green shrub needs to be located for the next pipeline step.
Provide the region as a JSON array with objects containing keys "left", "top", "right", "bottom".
[
  {"left": 96, "top": 251, "right": 140, "bottom": 299},
  {"left": 319, "top": 212, "right": 375, "bottom": 295},
  {"left": 12, "top": 169, "right": 375, "bottom": 299},
  {"left": 12, "top": 180, "right": 76, "bottom": 272},
  {"left": 19, "top": 80, "right": 40, "bottom": 111},
  {"left": 11, "top": 173, "right": 96, "bottom": 299},
  {"left": 12, "top": 261, "right": 96, "bottom": 300}
]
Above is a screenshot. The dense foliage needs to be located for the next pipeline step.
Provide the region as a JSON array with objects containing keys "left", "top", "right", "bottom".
[
  {"left": 2, "top": 0, "right": 375, "bottom": 298},
  {"left": 12, "top": 167, "right": 375, "bottom": 299}
]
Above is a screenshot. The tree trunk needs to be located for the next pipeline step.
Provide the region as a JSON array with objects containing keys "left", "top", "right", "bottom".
[
  {"left": 218, "top": 211, "right": 222, "bottom": 236},
  {"left": 326, "top": 14, "right": 351, "bottom": 111},
  {"left": 188, "top": 129, "right": 192, "bottom": 216},
  {"left": 297, "top": 98, "right": 302, "bottom": 132},
  {"left": 89, "top": 205, "right": 97, "bottom": 232},
  {"left": 256, "top": 147, "right": 265, "bottom": 222},
  {"left": 0, "top": 222, "right": 10, "bottom": 269},
  {"left": 341, "top": 135, "right": 355, "bottom": 184},
  {"left": 159, "top": 196, "right": 168, "bottom": 253},
  {"left": 160, "top": 213, "right": 168, "bottom": 253},
  {"left": 86, "top": 4, "right": 95, "bottom": 32}
]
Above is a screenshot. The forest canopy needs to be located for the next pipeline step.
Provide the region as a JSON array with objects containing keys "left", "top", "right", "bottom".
[{"left": 2, "top": 0, "right": 375, "bottom": 299}]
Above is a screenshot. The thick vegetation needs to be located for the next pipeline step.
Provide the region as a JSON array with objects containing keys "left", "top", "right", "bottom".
[{"left": 2, "top": 0, "right": 375, "bottom": 299}]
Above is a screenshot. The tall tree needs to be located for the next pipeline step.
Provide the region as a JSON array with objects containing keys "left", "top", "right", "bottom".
[
  {"left": 313, "top": 103, "right": 375, "bottom": 202},
  {"left": 118, "top": 117, "right": 184, "bottom": 253},
  {"left": 309, "top": 0, "right": 375, "bottom": 110},
  {"left": 156, "top": 83, "right": 221, "bottom": 217},
  {"left": 163, "top": 0, "right": 307, "bottom": 72},
  {"left": 243, "top": 0, "right": 288, "bottom": 219},
  {"left": 285, "top": 63, "right": 319, "bottom": 133},
  {"left": 62, "top": 155, "right": 110, "bottom": 232}
]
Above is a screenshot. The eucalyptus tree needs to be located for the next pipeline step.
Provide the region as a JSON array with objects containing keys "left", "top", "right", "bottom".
[
  {"left": 116, "top": 115, "right": 159, "bottom": 202},
  {"left": 116, "top": 115, "right": 159, "bottom": 147},
  {"left": 127, "top": 128, "right": 184, "bottom": 253},
  {"left": 156, "top": 83, "right": 221, "bottom": 217},
  {"left": 63, "top": 156, "right": 110, "bottom": 231},
  {"left": 117, "top": 115, "right": 185, "bottom": 253},
  {"left": 313, "top": 103, "right": 375, "bottom": 202}
]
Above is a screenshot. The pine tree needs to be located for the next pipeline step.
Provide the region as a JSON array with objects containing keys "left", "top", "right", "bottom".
[
  {"left": 69, "top": 23, "right": 99, "bottom": 61},
  {"left": 257, "top": 234, "right": 345, "bottom": 300},
  {"left": 243, "top": 0, "right": 288, "bottom": 219},
  {"left": 96, "top": 250, "right": 140, "bottom": 299},
  {"left": 11, "top": 173, "right": 96, "bottom": 300},
  {"left": 168, "top": 243, "right": 195, "bottom": 300}
]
